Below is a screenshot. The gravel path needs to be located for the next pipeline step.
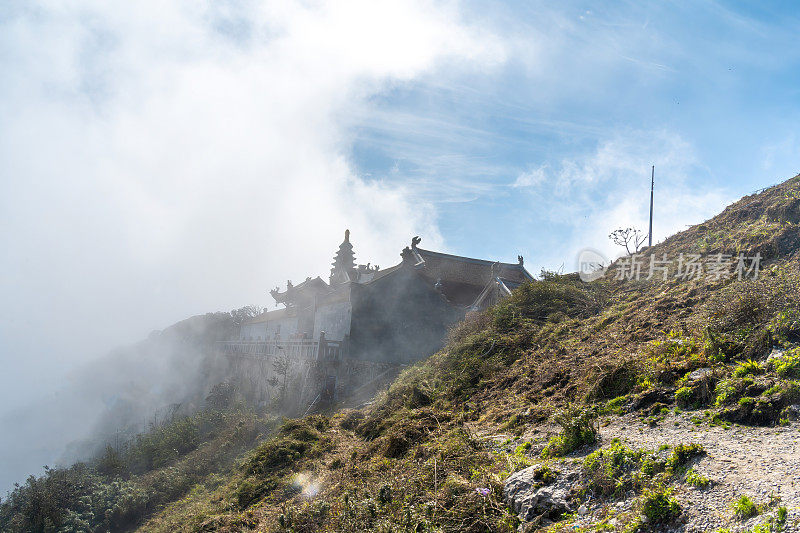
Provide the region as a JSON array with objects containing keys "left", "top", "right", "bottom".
[{"left": 601, "top": 412, "right": 800, "bottom": 532}]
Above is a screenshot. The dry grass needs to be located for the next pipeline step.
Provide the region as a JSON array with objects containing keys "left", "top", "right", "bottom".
[{"left": 135, "top": 174, "right": 800, "bottom": 531}]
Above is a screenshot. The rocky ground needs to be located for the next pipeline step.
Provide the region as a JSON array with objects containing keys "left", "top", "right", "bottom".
[
  {"left": 504, "top": 411, "right": 800, "bottom": 532},
  {"left": 607, "top": 412, "right": 800, "bottom": 532}
]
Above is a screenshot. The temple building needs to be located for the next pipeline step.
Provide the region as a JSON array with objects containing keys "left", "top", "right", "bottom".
[{"left": 222, "top": 230, "right": 532, "bottom": 409}]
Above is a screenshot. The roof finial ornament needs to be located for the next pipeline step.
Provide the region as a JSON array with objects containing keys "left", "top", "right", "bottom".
[
  {"left": 518, "top": 255, "right": 524, "bottom": 265},
  {"left": 411, "top": 235, "right": 421, "bottom": 250},
  {"left": 344, "top": 229, "right": 350, "bottom": 243}
]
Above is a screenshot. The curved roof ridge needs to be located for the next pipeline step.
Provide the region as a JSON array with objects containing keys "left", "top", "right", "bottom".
[{"left": 415, "top": 247, "right": 525, "bottom": 268}]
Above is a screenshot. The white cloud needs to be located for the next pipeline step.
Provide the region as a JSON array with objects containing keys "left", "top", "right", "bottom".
[
  {"left": 513, "top": 167, "right": 547, "bottom": 188},
  {"left": 512, "top": 130, "right": 732, "bottom": 265},
  {"left": 0, "top": 1, "right": 505, "bottom": 406}
]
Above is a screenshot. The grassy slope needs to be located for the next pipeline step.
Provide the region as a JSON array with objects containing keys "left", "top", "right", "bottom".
[
  {"left": 0, "top": 407, "right": 282, "bottom": 532},
  {"left": 135, "top": 174, "right": 800, "bottom": 532},
  {"left": 135, "top": 175, "right": 800, "bottom": 531}
]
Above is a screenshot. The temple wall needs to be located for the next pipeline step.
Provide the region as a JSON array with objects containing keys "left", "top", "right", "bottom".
[
  {"left": 313, "top": 300, "right": 352, "bottom": 341},
  {"left": 239, "top": 316, "right": 300, "bottom": 340},
  {"left": 349, "top": 267, "right": 465, "bottom": 364}
]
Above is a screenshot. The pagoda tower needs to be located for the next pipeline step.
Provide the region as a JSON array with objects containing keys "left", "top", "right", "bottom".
[{"left": 330, "top": 229, "right": 356, "bottom": 285}]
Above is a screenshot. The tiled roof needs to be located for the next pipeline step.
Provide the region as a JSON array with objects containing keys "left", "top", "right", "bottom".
[
  {"left": 245, "top": 307, "right": 295, "bottom": 324},
  {"left": 412, "top": 248, "right": 533, "bottom": 286},
  {"left": 271, "top": 276, "right": 330, "bottom": 305}
]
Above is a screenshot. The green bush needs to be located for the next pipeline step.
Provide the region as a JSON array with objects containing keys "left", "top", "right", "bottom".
[
  {"left": 773, "top": 349, "right": 800, "bottom": 378},
  {"left": 235, "top": 477, "right": 278, "bottom": 509},
  {"left": 541, "top": 405, "right": 598, "bottom": 458},
  {"left": 602, "top": 395, "right": 628, "bottom": 415},
  {"left": 532, "top": 465, "right": 558, "bottom": 485},
  {"left": 675, "top": 386, "right": 695, "bottom": 407},
  {"left": 777, "top": 505, "right": 788, "bottom": 525},
  {"left": 581, "top": 439, "right": 651, "bottom": 497},
  {"left": 243, "top": 437, "right": 310, "bottom": 478},
  {"left": 0, "top": 465, "right": 153, "bottom": 533},
  {"left": 733, "top": 494, "right": 759, "bottom": 519},
  {"left": 685, "top": 467, "right": 711, "bottom": 488},
  {"left": 715, "top": 377, "right": 753, "bottom": 407},
  {"left": 127, "top": 416, "right": 199, "bottom": 472},
  {"left": 642, "top": 488, "right": 681, "bottom": 523},
  {"left": 506, "top": 274, "right": 605, "bottom": 322},
  {"left": 666, "top": 443, "right": 705, "bottom": 474},
  {"left": 733, "top": 359, "right": 765, "bottom": 378}
]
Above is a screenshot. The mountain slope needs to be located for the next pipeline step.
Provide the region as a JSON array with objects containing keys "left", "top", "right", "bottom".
[
  {"left": 135, "top": 174, "right": 800, "bottom": 532},
  {"left": 5, "top": 175, "right": 800, "bottom": 533}
]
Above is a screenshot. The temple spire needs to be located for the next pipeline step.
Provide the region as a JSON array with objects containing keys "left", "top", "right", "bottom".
[{"left": 330, "top": 229, "right": 356, "bottom": 284}]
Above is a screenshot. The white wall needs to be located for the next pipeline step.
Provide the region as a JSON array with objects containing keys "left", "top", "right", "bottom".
[
  {"left": 239, "top": 322, "right": 268, "bottom": 340},
  {"left": 239, "top": 316, "right": 300, "bottom": 340},
  {"left": 313, "top": 301, "right": 352, "bottom": 341}
]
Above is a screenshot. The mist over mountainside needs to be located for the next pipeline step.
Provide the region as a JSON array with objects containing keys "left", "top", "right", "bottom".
[
  {"left": 0, "top": 311, "right": 244, "bottom": 494},
  {"left": 4, "top": 2, "right": 800, "bottom": 531},
  {"left": 3, "top": 174, "right": 800, "bottom": 532}
]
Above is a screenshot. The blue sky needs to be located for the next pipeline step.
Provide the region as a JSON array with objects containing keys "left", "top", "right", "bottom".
[
  {"left": 348, "top": 1, "right": 800, "bottom": 265},
  {"left": 0, "top": 0, "right": 799, "bottom": 486}
]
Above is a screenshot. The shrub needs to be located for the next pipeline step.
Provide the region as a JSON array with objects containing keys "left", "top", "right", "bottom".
[
  {"left": 377, "top": 484, "right": 392, "bottom": 505},
  {"left": 675, "top": 386, "right": 693, "bottom": 405},
  {"left": 532, "top": 465, "right": 558, "bottom": 485},
  {"left": 446, "top": 310, "right": 491, "bottom": 346},
  {"left": 241, "top": 417, "right": 327, "bottom": 480},
  {"left": 0, "top": 465, "right": 154, "bottom": 533},
  {"left": 715, "top": 377, "right": 753, "bottom": 407},
  {"left": 641, "top": 488, "right": 681, "bottom": 523},
  {"left": 127, "top": 417, "right": 200, "bottom": 472},
  {"left": 338, "top": 410, "right": 365, "bottom": 431},
  {"left": 770, "top": 309, "right": 800, "bottom": 345},
  {"left": 673, "top": 376, "right": 717, "bottom": 408},
  {"left": 235, "top": 477, "right": 277, "bottom": 509},
  {"left": 733, "top": 495, "right": 759, "bottom": 519},
  {"left": 541, "top": 405, "right": 597, "bottom": 458},
  {"left": 685, "top": 467, "right": 711, "bottom": 488},
  {"left": 733, "top": 359, "right": 765, "bottom": 378},
  {"left": 589, "top": 362, "right": 639, "bottom": 400},
  {"left": 602, "top": 395, "right": 628, "bottom": 415},
  {"left": 773, "top": 349, "right": 800, "bottom": 378},
  {"left": 666, "top": 443, "right": 705, "bottom": 474},
  {"left": 699, "top": 272, "right": 800, "bottom": 360},
  {"left": 581, "top": 439, "right": 650, "bottom": 497},
  {"left": 777, "top": 505, "right": 788, "bottom": 525},
  {"left": 499, "top": 274, "right": 605, "bottom": 324},
  {"left": 96, "top": 445, "right": 127, "bottom": 477}
]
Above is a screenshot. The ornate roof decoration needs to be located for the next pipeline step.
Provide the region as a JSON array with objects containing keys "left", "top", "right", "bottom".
[
  {"left": 330, "top": 229, "right": 356, "bottom": 285},
  {"left": 270, "top": 276, "right": 329, "bottom": 307}
]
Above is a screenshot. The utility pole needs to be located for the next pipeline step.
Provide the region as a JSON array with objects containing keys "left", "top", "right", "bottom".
[{"left": 648, "top": 165, "right": 655, "bottom": 248}]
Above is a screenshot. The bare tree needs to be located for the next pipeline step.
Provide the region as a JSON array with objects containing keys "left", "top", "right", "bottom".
[
  {"left": 609, "top": 227, "right": 648, "bottom": 255},
  {"left": 270, "top": 352, "right": 290, "bottom": 404}
]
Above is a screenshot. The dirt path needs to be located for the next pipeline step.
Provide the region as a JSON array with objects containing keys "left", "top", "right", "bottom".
[{"left": 602, "top": 412, "right": 800, "bottom": 531}]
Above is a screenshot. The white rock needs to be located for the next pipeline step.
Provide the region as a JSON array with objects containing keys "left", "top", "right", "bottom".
[
  {"left": 767, "top": 347, "right": 787, "bottom": 364},
  {"left": 688, "top": 367, "right": 712, "bottom": 380}
]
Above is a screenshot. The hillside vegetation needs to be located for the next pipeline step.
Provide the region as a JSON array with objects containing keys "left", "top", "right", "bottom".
[{"left": 3, "top": 175, "right": 800, "bottom": 532}]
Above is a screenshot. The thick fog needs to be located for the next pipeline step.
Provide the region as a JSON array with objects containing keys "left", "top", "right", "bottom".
[
  {"left": 2, "top": 0, "right": 771, "bottom": 495},
  {"left": 0, "top": 1, "right": 503, "bottom": 493}
]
